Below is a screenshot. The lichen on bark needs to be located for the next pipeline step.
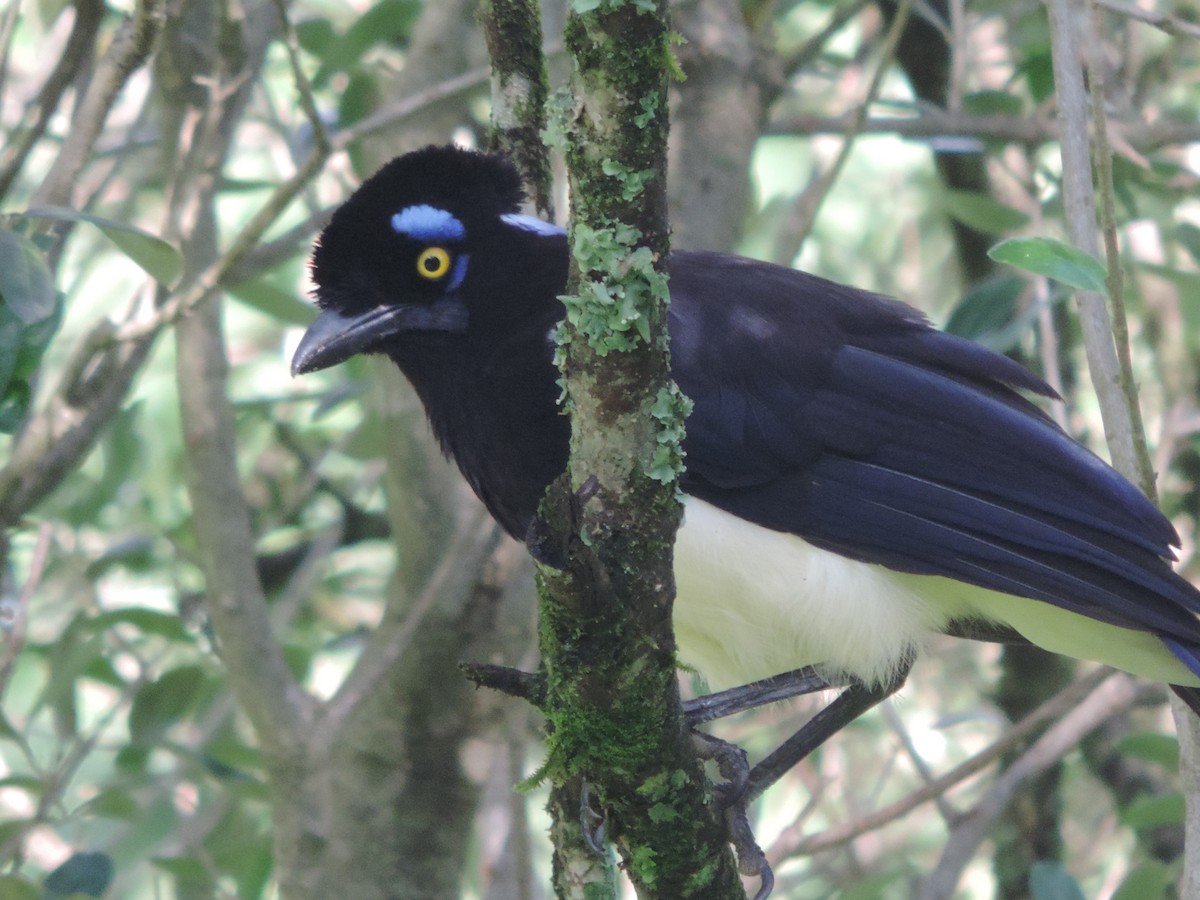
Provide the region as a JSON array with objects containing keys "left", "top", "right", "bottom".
[{"left": 530, "top": 0, "right": 744, "bottom": 896}]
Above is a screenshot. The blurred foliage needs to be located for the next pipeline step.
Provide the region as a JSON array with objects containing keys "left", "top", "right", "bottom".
[{"left": 0, "top": 0, "right": 1196, "bottom": 897}]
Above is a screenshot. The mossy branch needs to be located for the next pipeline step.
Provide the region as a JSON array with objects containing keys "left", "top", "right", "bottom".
[
  {"left": 526, "top": 1, "right": 744, "bottom": 896},
  {"left": 479, "top": 0, "right": 555, "bottom": 217}
]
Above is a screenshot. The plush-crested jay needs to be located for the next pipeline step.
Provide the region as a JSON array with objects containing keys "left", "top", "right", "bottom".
[{"left": 292, "top": 144, "right": 1200, "bottom": 722}]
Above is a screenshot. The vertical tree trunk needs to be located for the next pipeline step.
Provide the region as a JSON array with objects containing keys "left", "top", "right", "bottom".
[{"left": 533, "top": 2, "right": 745, "bottom": 897}]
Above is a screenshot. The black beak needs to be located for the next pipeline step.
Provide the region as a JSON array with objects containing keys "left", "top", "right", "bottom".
[{"left": 291, "top": 298, "right": 468, "bottom": 375}]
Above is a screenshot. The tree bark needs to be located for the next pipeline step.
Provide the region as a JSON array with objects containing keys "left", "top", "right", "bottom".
[{"left": 533, "top": 2, "right": 745, "bottom": 896}]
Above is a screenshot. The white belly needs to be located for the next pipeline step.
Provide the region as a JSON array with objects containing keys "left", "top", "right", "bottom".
[{"left": 671, "top": 498, "right": 1199, "bottom": 691}]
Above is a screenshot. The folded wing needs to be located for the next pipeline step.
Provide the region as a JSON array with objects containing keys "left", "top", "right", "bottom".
[{"left": 668, "top": 251, "right": 1200, "bottom": 656}]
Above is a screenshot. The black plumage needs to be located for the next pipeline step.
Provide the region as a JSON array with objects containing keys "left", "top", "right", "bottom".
[{"left": 294, "top": 144, "right": 1200, "bottom": 700}]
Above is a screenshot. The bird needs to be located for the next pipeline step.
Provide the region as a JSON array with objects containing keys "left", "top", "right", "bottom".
[{"left": 291, "top": 143, "right": 1200, "bottom": 718}]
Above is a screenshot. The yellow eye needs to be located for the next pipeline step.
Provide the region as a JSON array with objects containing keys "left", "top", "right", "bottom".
[{"left": 417, "top": 247, "right": 451, "bottom": 280}]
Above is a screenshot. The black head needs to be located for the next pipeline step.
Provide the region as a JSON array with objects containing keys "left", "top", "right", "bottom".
[
  {"left": 290, "top": 145, "right": 572, "bottom": 537},
  {"left": 292, "top": 145, "right": 560, "bottom": 375}
]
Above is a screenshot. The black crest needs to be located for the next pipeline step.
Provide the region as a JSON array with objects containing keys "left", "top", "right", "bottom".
[{"left": 311, "top": 146, "right": 528, "bottom": 311}]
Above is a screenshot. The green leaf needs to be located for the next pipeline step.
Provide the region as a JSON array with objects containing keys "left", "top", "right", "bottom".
[
  {"left": 841, "top": 870, "right": 913, "bottom": 900},
  {"left": 81, "top": 787, "right": 139, "bottom": 820},
  {"left": 0, "top": 229, "right": 57, "bottom": 323},
  {"left": 115, "top": 744, "right": 150, "bottom": 772},
  {"left": 0, "top": 775, "right": 42, "bottom": 792},
  {"left": 295, "top": 18, "right": 336, "bottom": 56},
  {"left": 0, "top": 710, "right": 20, "bottom": 742},
  {"left": 1029, "top": 861, "right": 1086, "bottom": 900},
  {"left": 63, "top": 404, "right": 144, "bottom": 523},
  {"left": 1119, "top": 792, "right": 1185, "bottom": 830},
  {"left": 228, "top": 278, "right": 316, "bottom": 326},
  {"left": 1115, "top": 731, "right": 1180, "bottom": 769},
  {"left": 944, "top": 275, "right": 1023, "bottom": 343},
  {"left": 11, "top": 298, "right": 62, "bottom": 382},
  {"left": 0, "top": 298, "right": 63, "bottom": 433},
  {"left": 19, "top": 206, "right": 182, "bottom": 286},
  {"left": 1112, "top": 861, "right": 1172, "bottom": 900},
  {"left": 84, "top": 536, "right": 157, "bottom": 578},
  {"left": 989, "top": 237, "right": 1109, "bottom": 294},
  {"left": 82, "top": 655, "right": 125, "bottom": 688},
  {"left": 337, "top": 70, "right": 378, "bottom": 129},
  {"left": 203, "top": 734, "right": 264, "bottom": 775},
  {"left": 129, "top": 665, "right": 206, "bottom": 745},
  {"left": 312, "top": 0, "right": 420, "bottom": 87},
  {"left": 1174, "top": 221, "right": 1200, "bottom": 265},
  {"left": 35, "top": 619, "right": 106, "bottom": 733},
  {"left": 87, "top": 608, "right": 192, "bottom": 643},
  {"left": 43, "top": 852, "right": 114, "bottom": 898},
  {"left": 203, "top": 805, "right": 274, "bottom": 899},
  {"left": 0, "top": 376, "right": 29, "bottom": 435},
  {"left": 1019, "top": 51, "right": 1055, "bottom": 104},
  {"left": 961, "top": 90, "right": 1024, "bottom": 117},
  {"left": 942, "top": 191, "right": 1030, "bottom": 234},
  {"left": 0, "top": 873, "right": 38, "bottom": 900},
  {"left": 151, "top": 856, "right": 212, "bottom": 889},
  {"left": 0, "top": 821, "right": 30, "bottom": 852}
]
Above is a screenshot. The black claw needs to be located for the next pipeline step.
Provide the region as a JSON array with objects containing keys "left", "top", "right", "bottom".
[
  {"left": 692, "top": 731, "right": 750, "bottom": 806},
  {"left": 691, "top": 730, "right": 773, "bottom": 894},
  {"left": 575, "top": 474, "right": 600, "bottom": 504},
  {"left": 721, "top": 791, "right": 774, "bottom": 898},
  {"left": 579, "top": 781, "right": 607, "bottom": 856},
  {"left": 752, "top": 861, "right": 775, "bottom": 900},
  {"left": 685, "top": 667, "right": 909, "bottom": 899},
  {"left": 526, "top": 474, "right": 602, "bottom": 570}
]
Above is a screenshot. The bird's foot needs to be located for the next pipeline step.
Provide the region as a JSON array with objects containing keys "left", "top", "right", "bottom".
[
  {"left": 579, "top": 781, "right": 608, "bottom": 855},
  {"left": 526, "top": 474, "right": 599, "bottom": 570},
  {"left": 691, "top": 731, "right": 774, "bottom": 899}
]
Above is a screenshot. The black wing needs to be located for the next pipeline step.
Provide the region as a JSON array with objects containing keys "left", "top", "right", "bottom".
[{"left": 667, "top": 251, "right": 1200, "bottom": 647}]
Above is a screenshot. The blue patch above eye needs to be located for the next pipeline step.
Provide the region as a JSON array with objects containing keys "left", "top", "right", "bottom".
[
  {"left": 392, "top": 205, "right": 466, "bottom": 241},
  {"left": 500, "top": 213, "right": 566, "bottom": 237},
  {"left": 448, "top": 254, "right": 469, "bottom": 291}
]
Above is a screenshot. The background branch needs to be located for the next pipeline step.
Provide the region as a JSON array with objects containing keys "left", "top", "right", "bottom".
[{"left": 919, "top": 674, "right": 1143, "bottom": 899}]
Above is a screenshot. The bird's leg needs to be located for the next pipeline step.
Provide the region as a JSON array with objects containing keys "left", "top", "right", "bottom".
[
  {"left": 687, "top": 664, "right": 910, "bottom": 899},
  {"left": 684, "top": 666, "right": 841, "bottom": 725},
  {"left": 745, "top": 665, "right": 910, "bottom": 803}
]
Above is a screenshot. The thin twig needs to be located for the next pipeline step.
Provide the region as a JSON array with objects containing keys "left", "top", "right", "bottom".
[
  {"left": 66, "top": 0, "right": 329, "bottom": 345},
  {"left": 765, "top": 111, "right": 1200, "bottom": 150},
  {"left": 1045, "top": 0, "right": 1138, "bottom": 477},
  {"left": 31, "top": 0, "right": 165, "bottom": 207},
  {"left": 0, "top": 523, "right": 53, "bottom": 706},
  {"left": 0, "top": 0, "right": 23, "bottom": 104},
  {"left": 170, "top": 3, "right": 313, "bottom": 758},
  {"left": 772, "top": 0, "right": 915, "bottom": 263},
  {"left": 1093, "top": 0, "right": 1200, "bottom": 39},
  {"left": 880, "top": 701, "right": 961, "bottom": 824},
  {"left": 919, "top": 674, "right": 1143, "bottom": 900},
  {"left": 0, "top": 0, "right": 107, "bottom": 199},
  {"left": 768, "top": 668, "right": 1114, "bottom": 862},
  {"left": 779, "top": 0, "right": 875, "bottom": 79},
  {"left": 316, "top": 511, "right": 501, "bottom": 748},
  {"left": 1085, "top": 6, "right": 1156, "bottom": 497}
]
